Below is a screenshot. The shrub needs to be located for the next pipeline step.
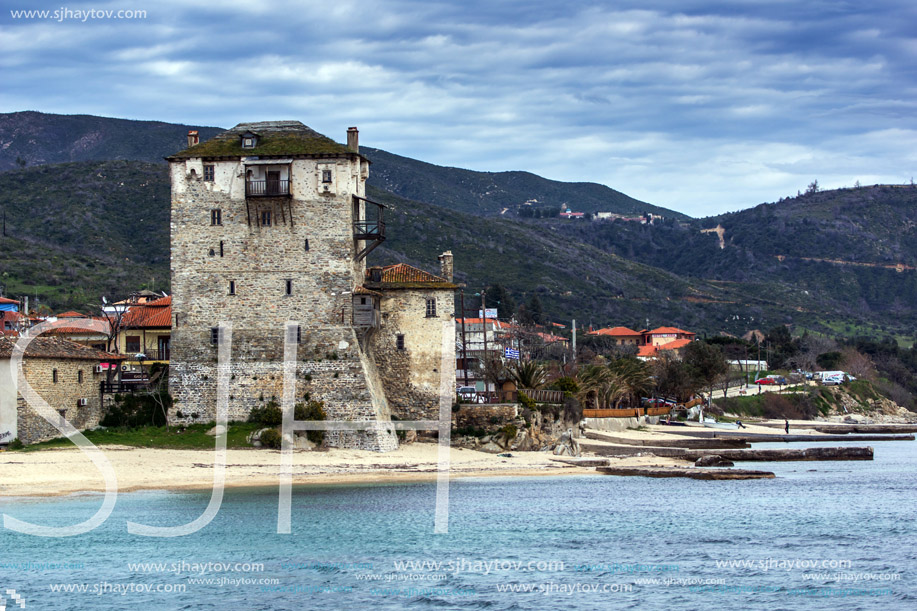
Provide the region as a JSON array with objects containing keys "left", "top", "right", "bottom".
[
  {"left": 248, "top": 400, "right": 282, "bottom": 426},
  {"left": 500, "top": 424, "right": 518, "bottom": 442},
  {"left": 101, "top": 390, "right": 172, "bottom": 428},
  {"left": 517, "top": 390, "right": 536, "bottom": 410},
  {"left": 7, "top": 437, "right": 24, "bottom": 450},
  {"left": 550, "top": 376, "right": 580, "bottom": 395},
  {"left": 259, "top": 428, "right": 282, "bottom": 449},
  {"left": 295, "top": 400, "right": 327, "bottom": 444}
]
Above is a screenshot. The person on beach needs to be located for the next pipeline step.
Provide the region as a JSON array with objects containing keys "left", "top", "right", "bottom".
[
  {"left": 737, "top": 420, "right": 747, "bottom": 429},
  {"left": 784, "top": 419, "right": 789, "bottom": 434}
]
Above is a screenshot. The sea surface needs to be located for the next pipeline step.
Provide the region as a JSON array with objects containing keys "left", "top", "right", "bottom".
[{"left": 1, "top": 440, "right": 914, "bottom": 610}]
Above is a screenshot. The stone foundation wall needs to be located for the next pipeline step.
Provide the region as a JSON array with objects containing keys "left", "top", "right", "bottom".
[
  {"left": 14, "top": 358, "right": 105, "bottom": 445},
  {"left": 453, "top": 404, "right": 519, "bottom": 430},
  {"left": 168, "top": 325, "right": 397, "bottom": 451},
  {"left": 370, "top": 289, "right": 455, "bottom": 421}
]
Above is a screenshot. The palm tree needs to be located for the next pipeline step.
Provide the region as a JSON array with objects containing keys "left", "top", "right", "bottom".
[
  {"left": 576, "top": 364, "right": 627, "bottom": 409},
  {"left": 508, "top": 360, "right": 549, "bottom": 390},
  {"left": 609, "top": 357, "right": 655, "bottom": 407}
]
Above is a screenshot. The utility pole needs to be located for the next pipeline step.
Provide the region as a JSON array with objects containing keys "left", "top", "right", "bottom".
[
  {"left": 481, "top": 289, "right": 488, "bottom": 395},
  {"left": 460, "top": 290, "right": 469, "bottom": 387},
  {"left": 572, "top": 318, "right": 576, "bottom": 363}
]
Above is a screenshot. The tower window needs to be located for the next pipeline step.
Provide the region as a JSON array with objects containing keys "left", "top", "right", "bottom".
[
  {"left": 261, "top": 210, "right": 272, "bottom": 226},
  {"left": 203, "top": 165, "right": 215, "bottom": 181},
  {"left": 219, "top": 240, "right": 224, "bottom": 257},
  {"left": 425, "top": 298, "right": 437, "bottom": 318},
  {"left": 304, "top": 239, "right": 309, "bottom": 251},
  {"left": 297, "top": 326, "right": 302, "bottom": 344},
  {"left": 211, "top": 209, "right": 222, "bottom": 225},
  {"left": 53, "top": 369, "right": 59, "bottom": 383},
  {"left": 210, "top": 327, "right": 221, "bottom": 345},
  {"left": 285, "top": 279, "right": 293, "bottom": 295},
  {"left": 396, "top": 334, "right": 405, "bottom": 350},
  {"left": 78, "top": 370, "right": 84, "bottom": 384},
  {"left": 322, "top": 169, "right": 332, "bottom": 183},
  {"left": 229, "top": 280, "right": 236, "bottom": 295}
]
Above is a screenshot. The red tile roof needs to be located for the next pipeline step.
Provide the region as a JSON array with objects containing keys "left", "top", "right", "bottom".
[
  {"left": 44, "top": 317, "right": 112, "bottom": 336},
  {"left": 590, "top": 326, "right": 642, "bottom": 336},
  {"left": 122, "top": 297, "right": 172, "bottom": 329},
  {"left": 0, "top": 336, "right": 125, "bottom": 360},
  {"left": 368, "top": 263, "right": 453, "bottom": 285},
  {"left": 638, "top": 338, "right": 694, "bottom": 357},
  {"left": 646, "top": 326, "right": 695, "bottom": 336},
  {"left": 55, "top": 311, "right": 87, "bottom": 318},
  {"left": 0, "top": 297, "right": 19, "bottom": 305}
]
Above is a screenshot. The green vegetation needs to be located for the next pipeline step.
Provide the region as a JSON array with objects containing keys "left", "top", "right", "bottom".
[
  {"left": 11, "top": 422, "right": 263, "bottom": 452},
  {"left": 248, "top": 401, "right": 282, "bottom": 426},
  {"left": 295, "top": 400, "right": 327, "bottom": 444},
  {"left": 259, "top": 428, "right": 282, "bottom": 449}
]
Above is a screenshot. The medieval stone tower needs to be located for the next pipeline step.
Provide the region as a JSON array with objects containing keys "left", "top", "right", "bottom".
[{"left": 167, "top": 121, "right": 398, "bottom": 451}]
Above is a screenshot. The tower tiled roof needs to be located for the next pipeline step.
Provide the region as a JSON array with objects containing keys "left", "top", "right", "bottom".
[
  {"left": 365, "top": 264, "right": 457, "bottom": 290},
  {"left": 167, "top": 121, "right": 358, "bottom": 159}
]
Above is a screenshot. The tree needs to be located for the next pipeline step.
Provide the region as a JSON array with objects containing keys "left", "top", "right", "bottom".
[
  {"left": 806, "top": 179, "right": 820, "bottom": 194},
  {"left": 508, "top": 360, "right": 548, "bottom": 390},
  {"left": 575, "top": 364, "right": 626, "bottom": 409},
  {"left": 525, "top": 295, "right": 545, "bottom": 325},
  {"left": 652, "top": 354, "right": 695, "bottom": 403},
  {"left": 609, "top": 357, "right": 654, "bottom": 407},
  {"left": 683, "top": 341, "right": 728, "bottom": 405},
  {"left": 486, "top": 284, "right": 516, "bottom": 318},
  {"left": 816, "top": 351, "right": 843, "bottom": 370}
]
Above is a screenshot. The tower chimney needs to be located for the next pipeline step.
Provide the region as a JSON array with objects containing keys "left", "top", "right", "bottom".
[
  {"left": 347, "top": 127, "right": 359, "bottom": 152},
  {"left": 187, "top": 130, "right": 199, "bottom": 148},
  {"left": 438, "top": 251, "right": 454, "bottom": 282}
]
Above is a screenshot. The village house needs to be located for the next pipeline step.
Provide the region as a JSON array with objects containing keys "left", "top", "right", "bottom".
[
  {"left": 117, "top": 295, "right": 172, "bottom": 368},
  {"left": 166, "top": 120, "right": 455, "bottom": 451},
  {"left": 364, "top": 258, "right": 457, "bottom": 421},
  {"left": 588, "top": 326, "right": 643, "bottom": 345},
  {"left": 0, "top": 337, "right": 124, "bottom": 445}
]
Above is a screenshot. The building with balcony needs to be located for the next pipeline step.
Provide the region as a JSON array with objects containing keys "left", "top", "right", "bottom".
[{"left": 166, "top": 121, "right": 445, "bottom": 451}]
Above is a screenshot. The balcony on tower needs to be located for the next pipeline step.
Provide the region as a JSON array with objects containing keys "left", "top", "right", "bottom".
[
  {"left": 244, "top": 160, "right": 292, "bottom": 198},
  {"left": 352, "top": 195, "right": 386, "bottom": 261}
]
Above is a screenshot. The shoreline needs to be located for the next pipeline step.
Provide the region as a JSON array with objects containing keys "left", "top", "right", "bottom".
[
  {"left": 0, "top": 442, "right": 685, "bottom": 499},
  {"left": 4, "top": 418, "right": 908, "bottom": 499}
]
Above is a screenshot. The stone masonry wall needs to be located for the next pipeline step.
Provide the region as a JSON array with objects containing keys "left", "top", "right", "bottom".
[
  {"left": 13, "top": 358, "right": 105, "bottom": 445},
  {"left": 369, "top": 289, "right": 455, "bottom": 421},
  {"left": 169, "top": 150, "right": 398, "bottom": 450}
]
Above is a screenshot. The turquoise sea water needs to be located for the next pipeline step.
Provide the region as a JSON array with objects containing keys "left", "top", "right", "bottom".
[{"left": 1, "top": 440, "right": 915, "bottom": 610}]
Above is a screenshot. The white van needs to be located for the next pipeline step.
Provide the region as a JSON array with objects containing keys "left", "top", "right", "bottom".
[{"left": 820, "top": 372, "right": 846, "bottom": 386}]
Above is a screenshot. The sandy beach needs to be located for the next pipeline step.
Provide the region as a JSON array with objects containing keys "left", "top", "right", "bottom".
[
  {"left": 0, "top": 441, "right": 689, "bottom": 498},
  {"left": 0, "top": 420, "right": 848, "bottom": 497}
]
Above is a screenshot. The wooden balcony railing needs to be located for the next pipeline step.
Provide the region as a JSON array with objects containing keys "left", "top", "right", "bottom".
[
  {"left": 246, "top": 179, "right": 290, "bottom": 197},
  {"left": 353, "top": 220, "right": 385, "bottom": 240}
]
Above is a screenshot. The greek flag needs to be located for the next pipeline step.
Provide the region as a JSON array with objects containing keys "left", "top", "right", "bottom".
[{"left": 504, "top": 347, "right": 520, "bottom": 359}]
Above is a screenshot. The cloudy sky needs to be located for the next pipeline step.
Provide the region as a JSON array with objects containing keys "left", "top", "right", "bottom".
[{"left": 3, "top": 0, "right": 915, "bottom": 217}]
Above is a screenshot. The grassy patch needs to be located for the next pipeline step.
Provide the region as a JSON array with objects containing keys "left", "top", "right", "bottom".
[{"left": 12, "top": 422, "right": 262, "bottom": 452}]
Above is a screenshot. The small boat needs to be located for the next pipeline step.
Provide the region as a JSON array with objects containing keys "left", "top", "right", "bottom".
[{"left": 702, "top": 419, "right": 739, "bottom": 430}]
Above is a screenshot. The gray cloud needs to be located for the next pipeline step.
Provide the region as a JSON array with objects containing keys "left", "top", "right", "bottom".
[{"left": 2, "top": 0, "right": 914, "bottom": 216}]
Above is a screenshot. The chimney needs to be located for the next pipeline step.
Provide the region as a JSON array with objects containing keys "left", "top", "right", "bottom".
[
  {"left": 438, "top": 251, "right": 454, "bottom": 282},
  {"left": 187, "top": 130, "right": 199, "bottom": 148},
  {"left": 347, "top": 127, "right": 359, "bottom": 152}
]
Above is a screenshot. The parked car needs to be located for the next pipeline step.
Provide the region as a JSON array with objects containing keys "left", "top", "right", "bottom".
[
  {"left": 755, "top": 378, "right": 776, "bottom": 385},
  {"left": 457, "top": 386, "right": 485, "bottom": 403}
]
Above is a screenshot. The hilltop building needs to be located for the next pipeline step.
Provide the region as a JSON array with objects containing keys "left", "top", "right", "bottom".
[{"left": 166, "top": 121, "right": 454, "bottom": 451}]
